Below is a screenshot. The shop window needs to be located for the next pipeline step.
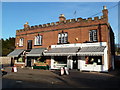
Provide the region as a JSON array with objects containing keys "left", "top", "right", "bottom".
[
  {"left": 19, "top": 38, "right": 24, "bottom": 47},
  {"left": 85, "top": 56, "right": 102, "bottom": 65},
  {"left": 34, "top": 35, "right": 42, "bottom": 45},
  {"left": 58, "top": 32, "right": 68, "bottom": 44},
  {"left": 54, "top": 56, "right": 67, "bottom": 64},
  {"left": 89, "top": 30, "right": 98, "bottom": 42},
  {"left": 17, "top": 56, "right": 25, "bottom": 62}
]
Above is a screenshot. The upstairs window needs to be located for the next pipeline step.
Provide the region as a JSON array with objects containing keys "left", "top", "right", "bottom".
[
  {"left": 34, "top": 35, "right": 42, "bottom": 45},
  {"left": 19, "top": 38, "right": 24, "bottom": 47},
  {"left": 58, "top": 32, "right": 68, "bottom": 44},
  {"left": 89, "top": 30, "right": 98, "bottom": 42}
]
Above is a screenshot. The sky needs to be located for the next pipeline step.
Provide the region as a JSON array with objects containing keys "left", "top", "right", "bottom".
[{"left": 1, "top": 2, "right": 119, "bottom": 44}]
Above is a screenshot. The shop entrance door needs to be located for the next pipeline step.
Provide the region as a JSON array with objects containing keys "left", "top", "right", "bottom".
[
  {"left": 72, "top": 56, "right": 78, "bottom": 69},
  {"left": 27, "top": 58, "right": 31, "bottom": 67}
]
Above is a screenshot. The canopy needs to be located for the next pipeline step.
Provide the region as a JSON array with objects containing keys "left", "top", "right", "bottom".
[
  {"left": 43, "top": 47, "right": 80, "bottom": 56},
  {"left": 7, "top": 49, "right": 24, "bottom": 57},
  {"left": 26, "top": 48, "right": 46, "bottom": 56},
  {"left": 77, "top": 46, "right": 106, "bottom": 56}
]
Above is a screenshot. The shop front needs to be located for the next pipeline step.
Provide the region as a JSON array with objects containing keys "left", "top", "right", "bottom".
[
  {"left": 77, "top": 46, "right": 107, "bottom": 72},
  {"left": 26, "top": 48, "right": 49, "bottom": 69},
  {"left": 7, "top": 49, "right": 26, "bottom": 67},
  {"left": 43, "top": 47, "right": 79, "bottom": 69}
]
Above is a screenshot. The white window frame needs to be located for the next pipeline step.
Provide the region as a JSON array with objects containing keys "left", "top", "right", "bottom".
[
  {"left": 19, "top": 38, "right": 24, "bottom": 47},
  {"left": 34, "top": 35, "right": 42, "bottom": 45},
  {"left": 58, "top": 32, "right": 68, "bottom": 44},
  {"left": 89, "top": 30, "right": 98, "bottom": 42}
]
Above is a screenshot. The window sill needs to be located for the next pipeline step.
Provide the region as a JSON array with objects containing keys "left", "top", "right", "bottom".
[
  {"left": 34, "top": 45, "right": 42, "bottom": 46},
  {"left": 83, "top": 41, "right": 98, "bottom": 43},
  {"left": 19, "top": 46, "right": 23, "bottom": 47},
  {"left": 57, "top": 42, "right": 69, "bottom": 44}
]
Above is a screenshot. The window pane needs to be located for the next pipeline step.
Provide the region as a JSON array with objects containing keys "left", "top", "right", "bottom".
[
  {"left": 19, "top": 38, "right": 23, "bottom": 46},
  {"left": 58, "top": 34, "right": 61, "bottom": 43},
  {"left": 93, "top": 30, "right": 98, "bottom": 41},
  {"left": 58, "top": 33, "right": 68, "bottom": 44},
  {"left": 38, "top": 36, "right": 41, "bottom": 45},
  {"left": 64, "top": 33, "right": 68, "bottom": 43},
  {"left": 89, "top": 31, "right": 93, "bottom": 41},
  {"left": 34, "top": 35, "right": 42, "bottom": 45},
  {"left": 61, "top": 33, "right": 64, "bottom": 43},
  {"left": 34, "top": 36, "right": 36, "bottom": 45}
]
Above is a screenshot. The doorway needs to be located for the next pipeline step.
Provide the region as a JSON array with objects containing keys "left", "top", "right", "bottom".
[
  {"left": 27, "top": 58, "right": 31, "bottom": 67},
  {"left": 27, "top": 40, "right": 32, "bottom": 50},
  {"left": 72, "top": 56, "right": 78, "bottom": 69},
  {"left": 11, "top": 57, "right": 14, "bottom": 66}
]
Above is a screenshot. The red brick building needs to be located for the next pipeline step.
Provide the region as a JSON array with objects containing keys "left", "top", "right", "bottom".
[{"left": 8, "top": 6, "right": 115, "bottom": 72}]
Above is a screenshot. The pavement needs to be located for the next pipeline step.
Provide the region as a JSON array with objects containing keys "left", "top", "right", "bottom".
[{"left": 1, "top": 67, "right": 120, "bottom": 88}]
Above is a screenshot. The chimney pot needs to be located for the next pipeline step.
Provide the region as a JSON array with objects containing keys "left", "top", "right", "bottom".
[
  {"left": 24, "top": 22, "right": 30, "bottom": 29},
  {"left": 59, "top": 14, "right": 66, "bottom": 22},
  {"left": 103, "top": 6, "right": 107, "bottom": 10}
]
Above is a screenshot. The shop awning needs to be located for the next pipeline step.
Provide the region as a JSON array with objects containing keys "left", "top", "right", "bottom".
[
  {"left": 26, "top": 48, "right": 46, "bottom": 56},
  {"left": 77, "top": 46, "right": 106, "bottom": 56},
  {"left": 7, "top": 49, "right": 24, "bottom": 57},
  {"left": 43, "top": 47, "right": 80, "bottom": 56}
]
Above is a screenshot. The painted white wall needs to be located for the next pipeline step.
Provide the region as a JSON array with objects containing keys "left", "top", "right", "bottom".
[
  {"left": 67, "top": 59, "right": 73, "bottom": 69},
  {"left": 78, "top": 60, "right": 80, "bottom": 70},
  {"left": 103, "top": 46, "right": 108, "bottom": 72},
  {"left": 51, "top": 42, "right": 107, "bottom": 48},
  {"left": 77, "top": 45, "right": 108, "bottom": 72},
  {"left": 78, "top": 60, "right": 103, "bottom": 72},
  {"left": 50, "top": 56, "right": 54, "bottom": 69},
  {"left": 50, "top": 42, "right": 109, "bottom": 72}
]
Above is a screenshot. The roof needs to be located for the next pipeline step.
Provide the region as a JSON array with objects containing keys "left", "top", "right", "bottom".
[
  {"left": 77, "top": 46, "right": 106, "bottom": 56},
  {"left": 26, "top": 48, "right": 46, "bottom": 56},
  {"left": 43, "top": 47, "right": 80, "bottom": 56},
  {"left": 7, "top": 49, "right": 24, "bottom": 57}
]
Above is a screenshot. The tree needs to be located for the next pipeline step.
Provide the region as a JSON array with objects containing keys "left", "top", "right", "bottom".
[{"left": 1, "top": 37, "right": 15, "bottom": 56}]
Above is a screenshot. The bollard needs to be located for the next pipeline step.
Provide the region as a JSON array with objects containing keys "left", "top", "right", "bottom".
[
  {"left": 60, "top": 67, "right": 64, "bottom": 76},
  {"left": 12, "top": 65, "right": 17, "bottom": 72},
  {"left": 64, "top": 67, "right": 69, "bottom": 75}
]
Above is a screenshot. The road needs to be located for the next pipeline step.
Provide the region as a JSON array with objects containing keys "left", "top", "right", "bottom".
[{"left": 1, "top": 67, "right": 120, "bottom": 88}]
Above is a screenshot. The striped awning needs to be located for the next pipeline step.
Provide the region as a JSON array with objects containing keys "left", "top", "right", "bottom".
[
  {"left": 26, "top": 48, "right": 46, "bottom": 56},
  {"left": 7, "top": 49, "right": 24, "bottom": 57},
  {"left": 77, "top": 46, "right": 106, "bottom": 56},
  {"left": 43, "top": 47, "right": 80, "bottom": 56}
]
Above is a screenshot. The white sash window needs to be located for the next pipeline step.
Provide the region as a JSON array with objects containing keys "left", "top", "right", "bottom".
[
  {"left": 34, "top": 35, "right": 42, "bottom": 45},
  {"left": 58, "top": 32, "right": 68, "bottom": 44},
  {"left": 89, "top": 30, "right": 98, "bottom": 42},
  {"left": 19, "top": 38, "right": 24, "bottom": 46}
]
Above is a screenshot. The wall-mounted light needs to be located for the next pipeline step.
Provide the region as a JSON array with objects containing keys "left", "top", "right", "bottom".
[{"left": 75, "top": 38, "right": 78, "bottom": 41}]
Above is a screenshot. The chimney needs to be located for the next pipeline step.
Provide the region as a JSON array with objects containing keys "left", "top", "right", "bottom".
[
  {"left": 24, "top": 22, "right": 30, "bottom": 29},
  {"left": 103, "top": 6, "right": 107, "bottom": 10},
  {"left": 59, "top": 14, "right": 66, "bottom": 22},
  {"left": 102, "top": 6, "right": 108, "bottom": 21}
]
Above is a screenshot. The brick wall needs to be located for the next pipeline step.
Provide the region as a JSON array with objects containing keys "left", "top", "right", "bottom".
[
  {"left": 15, "top": 8, "right": 110, "bottom": 50},
  {"left": 15, "top": 21, "right": 109, "bottom": 50},
  {"left": 13, "top": 7, "right": 115, "bottom": 70}
]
